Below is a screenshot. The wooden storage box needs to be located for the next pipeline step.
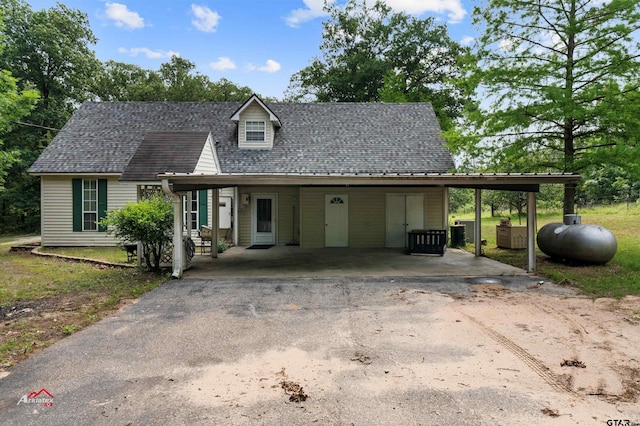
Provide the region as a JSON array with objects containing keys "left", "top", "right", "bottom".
[{"left": 496, "top": 225, "right": 527, "bottom": 249}]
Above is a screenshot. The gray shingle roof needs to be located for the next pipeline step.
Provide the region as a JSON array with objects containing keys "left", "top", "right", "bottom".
[
  {"left": 120, "top": 132, "right": 210, "bottom": 181},
  {"left": 29, "top": 101, "right": 454, "bottom": 177}
]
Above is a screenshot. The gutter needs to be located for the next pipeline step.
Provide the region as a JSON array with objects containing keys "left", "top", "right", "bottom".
[{"left": 161, "top": 179, "right": 184, "bottom": 278}]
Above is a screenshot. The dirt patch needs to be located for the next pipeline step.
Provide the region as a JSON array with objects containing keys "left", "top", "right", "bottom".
[
  {"left": 450, "top": 291, "right": 640, "bottom": 407},
  {"left": 0, "top": 292, "right": 127, "bottom": 368},
  {"left": 471, "top": 283, "right": 511, "bottom": 295}
]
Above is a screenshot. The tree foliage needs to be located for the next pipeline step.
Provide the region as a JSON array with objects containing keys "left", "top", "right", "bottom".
[
  {"left": 451, "top": 0, "right": 640, "bottom": 214},
  {"left": 94, "top": 56, "right": 256, "bottom": 102},
  {"left": 286, "top": 0, "right": 469, "bottom": 130},
  {"left": 0, "top": 0, "right": 99, "bottom": 232},
  {"left": 100, "top": 197, "right": 174, "bottom": 272},
  {"left": 578, "top": 165, "right": 640, "bottom": 206},
  {"left": 0, "top": 11, "right": 39, "bottom": 189}
]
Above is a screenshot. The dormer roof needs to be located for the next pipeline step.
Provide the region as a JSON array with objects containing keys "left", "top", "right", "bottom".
[{"left": 230, "top": 94, "right": 281, "bottom": 128}]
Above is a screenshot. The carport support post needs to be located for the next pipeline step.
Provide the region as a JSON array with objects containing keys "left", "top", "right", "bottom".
[
  {"left": 527, "top": 192, "right": 537, "bottom": 273},
  {"left": 211, "top": 188, "right": 218, "bottom": 258},
  {"left": 475, "top": 189, "right": 482, "bottom": 257},
  {"left": 162, "top": 179, "right": 184, "bottom": 278}
]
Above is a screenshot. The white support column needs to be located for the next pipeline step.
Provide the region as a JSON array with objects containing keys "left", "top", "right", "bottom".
[
  {"left": 527, "top": 191, "right": 537, "bottom": 273},
  {"left": 233, "top": 187, "right": 239, "bottom": 246},
  {"left": 443, "top": 187, "right": 450, "bottom": 229},
  {"left": 475, "top": 188, "right": 482, "bottom": 257},
  {"left": 162, "top": 179, "right": 184, "bottom": 278},
  {"left": 211, "top": 188, "right": 219, "bottom": 258}
]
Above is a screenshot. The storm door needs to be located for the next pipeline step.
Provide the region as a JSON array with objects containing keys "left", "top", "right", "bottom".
[{"left": 251, "top": 194, "right": 277, "bottom": 245}]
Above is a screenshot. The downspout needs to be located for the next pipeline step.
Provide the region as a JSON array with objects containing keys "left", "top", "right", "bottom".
[{"left": 162, "top": 179, "right": 184, "bottom": 278}]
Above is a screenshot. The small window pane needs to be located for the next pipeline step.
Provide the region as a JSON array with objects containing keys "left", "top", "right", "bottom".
[
  {"left": 83, "top": 179, "right": 98, "bottom": 231},
  {"left": 84, "top": 212, "right": 97, "bottom": 231},
  {"left": 246, "top": 121, "right": 265, "bottom": 141}
]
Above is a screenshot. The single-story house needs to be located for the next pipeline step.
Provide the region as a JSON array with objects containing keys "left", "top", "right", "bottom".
[{"left": 29, "top": 94, "right": 579, "bottom": 277}]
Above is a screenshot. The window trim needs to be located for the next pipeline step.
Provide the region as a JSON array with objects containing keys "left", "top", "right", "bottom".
[
  {"left": 72, "top": 178, "right": 107, "bottom": 232},
  {"left": 245, "top": 120, "right": 266, "bottom": 142},
  {"left": 83, "top": 179, "right": 98, "bottom": 231}
]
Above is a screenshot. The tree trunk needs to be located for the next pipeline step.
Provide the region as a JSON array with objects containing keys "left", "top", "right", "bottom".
[
  {"left": 563, "top": 0, "right": 577, "bottom": 215},
  {"left": 563, "top": 183, "right": 576, "bottom": 215}
]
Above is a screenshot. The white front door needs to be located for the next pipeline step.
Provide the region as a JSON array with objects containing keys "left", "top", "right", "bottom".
[
  {"left": 252, "top": 194, "right": 277, "bottom": 245},
  {"left": 386, "top": 194, "right": 424, "bottom": 247},
  {"left": 219, "top": 196, "right": 232, "bottom": 229},
  {"left": 325, "top": 194, "right": 348, "bottom": 247}
]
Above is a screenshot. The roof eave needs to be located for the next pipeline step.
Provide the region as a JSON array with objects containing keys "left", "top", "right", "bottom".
[{"left": 159, "top": 172, "right": 581, "bottom": 192}]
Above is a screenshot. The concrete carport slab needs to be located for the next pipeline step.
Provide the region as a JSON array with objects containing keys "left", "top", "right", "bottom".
[{"left": 184, "top": 246, "right": 527, "bottom": 279}]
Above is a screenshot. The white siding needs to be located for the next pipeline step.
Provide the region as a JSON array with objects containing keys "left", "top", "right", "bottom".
[
  {"left": 236, "top": 186, "right": 299, "bottom": 246},
  {"left": 299, "top": 187, "right": 447, "bottom": 249},
  {"left": 40, "top": 176, "right": 138, "bottom": 246},
  {"left": 193, "top": 135, "right": 220, "bottom": 174},
  {"left": 238, "top": 102, "right": 275, "bottom": 149}
]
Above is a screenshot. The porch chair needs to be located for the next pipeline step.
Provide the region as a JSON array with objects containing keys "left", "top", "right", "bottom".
[{"left": 199, "top": 225, "right": 213, "bottom": 254}]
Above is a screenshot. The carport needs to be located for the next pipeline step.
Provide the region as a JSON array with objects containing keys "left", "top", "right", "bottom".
[{"left": 161, "top": 172, "right": 581, "bottom": 278}]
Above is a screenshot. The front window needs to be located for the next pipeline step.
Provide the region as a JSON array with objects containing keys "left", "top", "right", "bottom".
[
  {"left": 183, "top": 190, "right": 198, "bottom": 231},
  {"left": 246, "top": 121, "right": 265, "bottom": 141},
  {"left": 83, "top": 179, "right": 98, "bottom": 231}
]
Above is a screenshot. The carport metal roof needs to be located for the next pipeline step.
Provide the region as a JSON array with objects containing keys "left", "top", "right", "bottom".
[{"left": 159, "top": 171, "right": 581, "bottom": 192}]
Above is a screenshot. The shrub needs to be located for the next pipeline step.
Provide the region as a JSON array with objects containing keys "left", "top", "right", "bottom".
[{"left": 99, "top": 196, "right": 173, "bottom": 272}]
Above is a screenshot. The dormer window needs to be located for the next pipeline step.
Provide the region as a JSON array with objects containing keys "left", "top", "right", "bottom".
[
  {"left": 231, "top": 94, "right": 281, "bottom": 149},
  {"left": 246, "top": 121, "right": 266, "bottom": 142}
]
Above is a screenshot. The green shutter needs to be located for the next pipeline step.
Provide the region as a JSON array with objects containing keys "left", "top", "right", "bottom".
[
  {"left": 98, "top": 179, "right": 108, "bottom": 232},
  {"left": 72, "top": 179, "right": 82, "bottom": 232},
  {"left": 198, "top": 189, "right": 208, "bottom": 227}
]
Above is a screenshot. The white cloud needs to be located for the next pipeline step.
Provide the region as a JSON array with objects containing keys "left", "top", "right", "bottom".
[
  {"left": 191, "top": 4, "right": 221, "bottom": 32},
  {"left": 461, "top": 36, "right": 475, "bottom": 46},
  {"left": 285, "top": 0, "right": 331, "bottom": 28},
  {"left": 258, "top": 59, "right": 281, "bottom": 73},
  {"left": 499, "top": 38, "right": 515, "bottom": 51},
  {"left": 246, "top": 60, "right": 282, "bottom": 73},
  {"left": 210, "top": 57, "right": 236, "bottom": 71},
  {"left": 105, "top": 2, "right": 145, "bottom": 29},
  {"left": 385, "top": 0, "right": 467, "bottom": 24},
  {"left": 286, "top": 0, "right": 467, "bottom": 27},
  {"left": 118, "top": 47, "right": 180, "bottom": 59}
]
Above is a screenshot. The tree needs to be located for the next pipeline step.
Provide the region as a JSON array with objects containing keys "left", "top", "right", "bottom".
[
  {"left": 93, "top": 60, "right": 165, "bottom": 101},
  {"left": 0, "top": 0, "right": 100, "bottom": 232},
  {"left": 286, "top": 0, "right": 468, "bottom": 130},
  {"left": 453, "top": 0, "right": 640, "bottom": 214},
  {"left": 0, "top": 12, "right": 39, "bottom": 190},
  {"left": 95, "top": 57, "right": 256, "bottom": 102},
  {"left": 0, "top": 0, "right": 100, "bottom": 127},
  {"left": 100, "top": 197, "right": 174, "bottom": 272},
  {"left": 0, "top": 69, "right": 38, "bottom": 188}
]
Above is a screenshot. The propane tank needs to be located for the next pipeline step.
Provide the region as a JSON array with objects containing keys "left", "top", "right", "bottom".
[{"left": 537, "top": 215, "right": 617, "bottom": 264}]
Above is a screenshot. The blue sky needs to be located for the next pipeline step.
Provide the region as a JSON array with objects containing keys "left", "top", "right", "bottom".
[{"left": 27, "top": 0, "right": 475, "bottom": 99}]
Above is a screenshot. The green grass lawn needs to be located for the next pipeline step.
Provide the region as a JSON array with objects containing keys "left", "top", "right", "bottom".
[
  {"left": 453, "top": 203, "right": 640, "bottom": 298},
  {"left": 39, "top": 246, "right": 131, "bottom": 264},
  {"left": 0, "top": 246, "right": 167, "bottom": 367}
]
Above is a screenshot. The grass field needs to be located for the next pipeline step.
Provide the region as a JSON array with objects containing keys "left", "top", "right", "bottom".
[
  {"left": 453, "top": 203, "right": 640, "bottom": 298},
  {"left": 39, "top": 246, "right": 131, "bottom": 264},
  {"left": 0, "top": 246, "right": 167, "bottom": 368}
]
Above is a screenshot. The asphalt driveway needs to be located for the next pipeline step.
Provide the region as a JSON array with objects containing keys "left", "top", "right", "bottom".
[{"left": 0, "top": 276, "right": 637, "bottom": 425}]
